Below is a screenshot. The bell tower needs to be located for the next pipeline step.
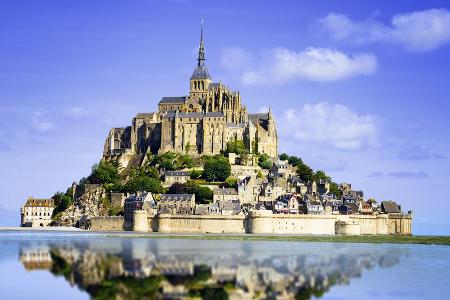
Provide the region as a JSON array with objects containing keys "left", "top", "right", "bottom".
[{"left": 190, "top": 20, "right": 212, "bottom": 101}]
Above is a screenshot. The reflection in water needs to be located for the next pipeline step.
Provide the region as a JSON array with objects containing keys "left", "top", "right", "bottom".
[{"left": 18, "top": 238, "right": 406, "bottom": 300}]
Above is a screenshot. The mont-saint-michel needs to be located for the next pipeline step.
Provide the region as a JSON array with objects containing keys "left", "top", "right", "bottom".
[{"left": 19, "top": 27, "right": 412, "bottom": 236}]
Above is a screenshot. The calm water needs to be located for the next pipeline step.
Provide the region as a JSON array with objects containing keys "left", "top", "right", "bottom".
[{"left": 0, "top": 231, "right": 449, "bottom": 300}]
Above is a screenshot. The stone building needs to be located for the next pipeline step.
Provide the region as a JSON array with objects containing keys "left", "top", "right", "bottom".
[
  {"left": 158, "top": 194, "right": 196, "bottom": 215},
  {"left": 164, "top": 171, "right": 191, "bottom": 186},
  {"left": 213, "top": 187, "right": 239, "bottom": 202},
  {"left": 20, "top": 197, "right": 55, "bottom": 227},
  {"left": 103, "top": 25, "right": 278, "bottom": 168},
  {"left": 124, "top": 193, "right": 156, "bottom": 224}
]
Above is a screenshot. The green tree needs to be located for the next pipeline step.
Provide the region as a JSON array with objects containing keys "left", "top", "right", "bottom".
[
  {"left": 153, "top": 152, "right": 178, "bottom": 170},
  {"left": 52, "top": 191, "right": 73, "bottom": 218},
  {"left": 203, "top": 155, "right": 231, "bottom": 182},
  {"left": 196, "top": 186, "right": 213, "bottom": 204},
  {"left": 279, "top": 153, "right": 289, "bottom": 161},
  {"left": 313, "top": 170, "right": 331, "bottom": 182},
  {"left": 226, "top": 139, "right": 246, "bottom": 154},
  {"left": 297, "top": 163, "right": 314, "bottom": 182},
  {"left": 168, "top": 182, "right": 185, "bottom": 194},
  {"left": 176, "top": 154, "right": 194, "bottom": 169},
  {"left": 124, "top": 176, "right": 163, "bottom": 194},
  {"left": 258, "top": 153, "right": 272, "bottom": 169},
  {"left": 88, "top": 160, "right": 120, "bottom": 185},
  {"left": 329, "top": 182, "right": 342, "bottom": 198},
  {"left": 171, "top": 180, "right": 212, "bottom": 204},
  {"left": 288, "top": 156, "right": 303, "bottom": 167},
  {"left": 190, "top": 169, "right": 203, "bottom": 179},
  {"left": 224, "top": 176, "right": 238, "bottom": 188}
]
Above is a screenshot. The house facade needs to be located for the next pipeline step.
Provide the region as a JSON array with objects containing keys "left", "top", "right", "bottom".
[{"left": 20, "top": 197, "right": 55, "bottom": 227}]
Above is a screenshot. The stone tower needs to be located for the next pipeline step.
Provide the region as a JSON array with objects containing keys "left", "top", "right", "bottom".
[{"left": 190, "top": 22, "right": 212, "bottom": 101}]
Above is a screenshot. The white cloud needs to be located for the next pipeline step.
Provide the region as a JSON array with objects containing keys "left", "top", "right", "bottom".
[
  {"left": 319, "top": 8, "right": 450, "bottom": 51},
  {"left": 221, "top": 46, "right": 253, "bottom": 72},
  {"left": 222, "top": 47, "right": 377, "bottom": 85},
  {"left": 279, "top": 102, "right": 378, "bottom": 150},
  {"left": 32, "top": 111, "right": 54, "bottom": 132},
  {"left": 66, "top": 106, "right": 88, "bottom": 120}
]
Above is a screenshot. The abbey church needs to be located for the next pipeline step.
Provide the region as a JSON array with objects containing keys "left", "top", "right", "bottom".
[{"left": 103, "top": 26, "right": 278, "bottom": 164}]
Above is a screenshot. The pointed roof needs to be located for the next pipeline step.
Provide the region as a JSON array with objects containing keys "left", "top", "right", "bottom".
[{"left": 191, "top": 21, "right": 211, "bottom": 80}]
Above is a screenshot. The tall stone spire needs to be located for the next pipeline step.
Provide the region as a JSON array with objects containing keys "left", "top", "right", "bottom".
[
  {"left": 198, "top": 19, "right": 205, "bottom": 61},
  {"left": 191, "top": 20, "right": 211, "bottom": 80}
]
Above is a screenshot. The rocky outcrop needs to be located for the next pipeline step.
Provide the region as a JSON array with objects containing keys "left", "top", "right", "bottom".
[{"left": 59, "top": 184, "right": 109, "bottom": 226}]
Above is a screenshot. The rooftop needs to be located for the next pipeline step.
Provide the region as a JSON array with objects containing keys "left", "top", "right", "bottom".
[
  {"left": 213, "top": 188, "right": 238, "bottom": 195},
  {"left": 160, "top": 194, "right": 194, "bottom": 201},
  {"left": 165, "top": 171, "right": 190, "bottom": 177},
  {"left": 159, "top": 96, "right": 186, "bottom": 104},
  {"left": 23, "top": 198, "right": 54, "bottom": 208}
]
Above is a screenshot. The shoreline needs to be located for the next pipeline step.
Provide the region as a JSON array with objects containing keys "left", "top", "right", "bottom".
[{"left": 1, "top": 227, "right": 449, "bottom": 246}]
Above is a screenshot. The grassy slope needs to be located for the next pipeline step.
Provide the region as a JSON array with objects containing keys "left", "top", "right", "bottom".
[{"left": 112, "top": 234, "right": 450, "bottom": 246}]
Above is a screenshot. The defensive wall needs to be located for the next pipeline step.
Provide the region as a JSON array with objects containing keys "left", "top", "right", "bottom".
[
  {"left": 89, "top": 211, "right": 412, "bottom": 235},
  {"left": 90, "top": 216, "right": 124, "bottom": 231},
  {"left": 129, "top": 211, "right": 413, "bottom": 235}
]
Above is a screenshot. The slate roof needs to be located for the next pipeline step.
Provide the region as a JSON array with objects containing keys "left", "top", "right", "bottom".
[
  {"left": 249, "top": 113, "right": 269, "bottom": 121},
  {"left": 213, "top": 188, "right": 238, "bottom": 195},
  {"left": 191, "top": 61, "right": 211, "bottom": 80},
  {"left": 218, "top": 200, "right": 241, "bottom": 214},
  {"left": 347, "top": 203, "right": 359, "bottom": 214},
  {"left": 159, "top": 194, "right": 194, "bottom": 201},
  {"left": 194, "top": 205, "right": 209, "bottom": 215},
  {"left": 381, "top": 201, "right": 401, "bottom": 214},
  {"left": 163, "top": 112, "right": 225, "bottom": 119},
  {"left": 208, "top": 82, "right": 220, "bottom": 90},
  {"left": 136, "top": 113, "right": 155, "bottom": 118},
  {"left": 159, "top": 96, "right": 187, "bottom": 104},
  {"left": 165, "top": 171, "right": 190, "bottom": 177},
  {"left": 158, "top": 206, "right": 171, "bottom": 214},
  {"left": 249, "top": 113, "right": 269, "bottom": 131}
]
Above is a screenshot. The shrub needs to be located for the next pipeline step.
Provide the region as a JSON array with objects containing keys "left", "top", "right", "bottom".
[
  {"left": 88, "top": 160, "right": 120, "bottom": 185},
  {"left": 124, "top": 176, "right": 163, "bottom": 194},
  {"left": 225, "top": 176, "right": 238, "bottom": 188},
  {"left": 226, "top": 139, "right": 246, "bottom": 154},
  {"left": 258, "top": 153, "right": 272, "bottom": 169},
  {"left": 279, "top": 153, "right": 289, "bottom": 161},
  {"left": 190, "top": 169, "right": 203, "bottom": 179},
  {"left": 203, "top": 155, "right": 231, "bottom": 182}
]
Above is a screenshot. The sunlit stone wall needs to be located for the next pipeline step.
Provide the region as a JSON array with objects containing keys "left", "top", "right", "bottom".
[
  {"left": 90, "top": 211, "right": 412, "bottom": 235},
  {"left": 90, "top": 216, "right": 124, "bottom": 231},
  {"left": 156, "top": 214, "right": 246, "bottom": 233}
]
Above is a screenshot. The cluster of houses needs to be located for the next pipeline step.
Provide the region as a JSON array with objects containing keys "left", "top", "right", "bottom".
[
  {"left": 20, "top": 158, "right": 406, "bottom": 228},
  {"left": 120, "top": 159, "right": 405, "bottom": 223}
]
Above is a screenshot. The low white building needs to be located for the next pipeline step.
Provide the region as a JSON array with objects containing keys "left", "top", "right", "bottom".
[{"left": 20, "top": 197, "right": 55, "bottom": 227}]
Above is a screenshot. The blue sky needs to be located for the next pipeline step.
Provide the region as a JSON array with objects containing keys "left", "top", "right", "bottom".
[{"left": 1, "top": 0, "right": 449, "bottom": 234}]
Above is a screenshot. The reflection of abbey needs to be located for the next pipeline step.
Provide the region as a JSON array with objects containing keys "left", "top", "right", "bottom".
[{"left": 103, "top": 26, "right": 277, "bottom": 162}]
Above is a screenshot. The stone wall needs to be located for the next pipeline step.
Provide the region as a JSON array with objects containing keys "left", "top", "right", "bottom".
[
  {"left": 90, "top": 210, "right": 412, "bottom": 235},
  {"left": 90, "top": 216, "right": 124, "bottom": 231},
  {"left": 156, "top": 214, "right": 246, "bottom": 234},
  {"left": 388, "top": 213, "right": 413, "bottom": 235}
]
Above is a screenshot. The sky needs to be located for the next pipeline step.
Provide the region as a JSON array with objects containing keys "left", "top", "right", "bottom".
[{"left": 0, "top": 0, "right": 449, "bottom": 234}]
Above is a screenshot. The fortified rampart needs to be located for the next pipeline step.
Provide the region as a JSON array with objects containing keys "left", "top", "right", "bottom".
[
  {"left": 156, "top": 214, "right": 246, "bottom": 233},
  {"left": 86, "top": 211, "right": 412, "bottom": 235},
  {"left": 90, "top": 216, "right": 124, "bottom": 231}
]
